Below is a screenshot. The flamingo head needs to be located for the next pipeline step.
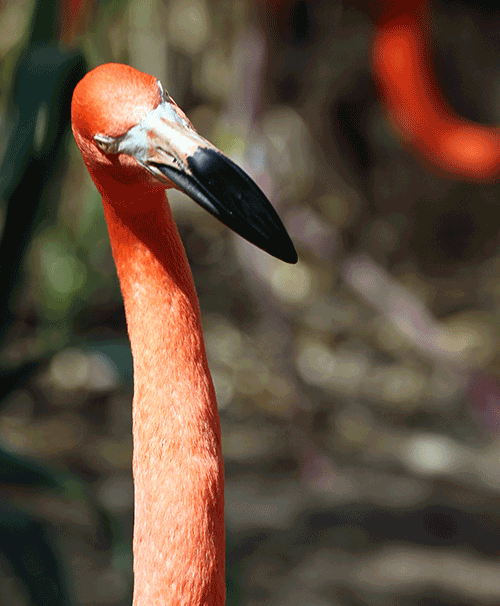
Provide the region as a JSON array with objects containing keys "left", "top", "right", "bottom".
[{"left": 71, "top": 63, "right": 297, "bottom": 263}]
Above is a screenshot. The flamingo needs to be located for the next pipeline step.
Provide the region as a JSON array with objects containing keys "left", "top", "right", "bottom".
[
  {"left": 372, "top": 0, "right": 500, "bottom": 182},
  {"left": 71, "top": 63, "right": 297, "bottom": 606}
]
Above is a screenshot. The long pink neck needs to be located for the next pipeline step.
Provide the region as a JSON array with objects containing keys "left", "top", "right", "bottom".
[{"left": 100, "top": 185, "right": 225, "bottom": 606}]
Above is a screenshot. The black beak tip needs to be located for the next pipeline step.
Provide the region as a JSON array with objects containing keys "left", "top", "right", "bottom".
[
  {"left": 273, "top": 239, "right": 298, "bottom": 264},
  {"left": 157, "top": 148, "right": 299, "bottom": 264},
  {"left": 286, "top": 248, "right": 299, "bottom": 264}
]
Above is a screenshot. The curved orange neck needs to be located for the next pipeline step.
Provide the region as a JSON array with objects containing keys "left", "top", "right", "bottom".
[{"left": 101, "top": 186, "right": 225, "bottom": 606}]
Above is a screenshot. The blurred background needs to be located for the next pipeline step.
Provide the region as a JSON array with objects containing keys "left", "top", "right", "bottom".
[{"left": 1, "top": 0, "right": 500, "bottom": 604}]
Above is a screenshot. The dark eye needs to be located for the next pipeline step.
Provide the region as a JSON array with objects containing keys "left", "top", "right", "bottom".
[{"left": 94, "top": 133, "right": 120, "bottom": 154}]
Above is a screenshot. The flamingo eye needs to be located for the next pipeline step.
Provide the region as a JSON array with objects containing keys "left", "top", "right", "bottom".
[{"left": 94, "top": 133, "right": 120, "bottom": 154}]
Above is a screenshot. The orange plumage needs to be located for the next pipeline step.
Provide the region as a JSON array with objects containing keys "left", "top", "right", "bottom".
[{"left": 71, "top": 63, "right": 296, "bottom": 605}]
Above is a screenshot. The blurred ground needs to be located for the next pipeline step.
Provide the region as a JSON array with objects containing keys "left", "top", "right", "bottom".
[{"left": 1, "top": 0, "right": 500, "bottom": 605}]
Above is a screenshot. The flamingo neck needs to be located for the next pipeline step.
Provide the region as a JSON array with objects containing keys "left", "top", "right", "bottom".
[{"left": 101, "top": 187, "right": 225, "bottom": 606}]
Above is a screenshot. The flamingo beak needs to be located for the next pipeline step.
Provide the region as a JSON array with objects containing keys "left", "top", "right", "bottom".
[
  {"left": 153, "top": 147, "right": 298, "bottom": 264},
  {"left": 95, "top": 88, "right": 297, "bottom": 264}
]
